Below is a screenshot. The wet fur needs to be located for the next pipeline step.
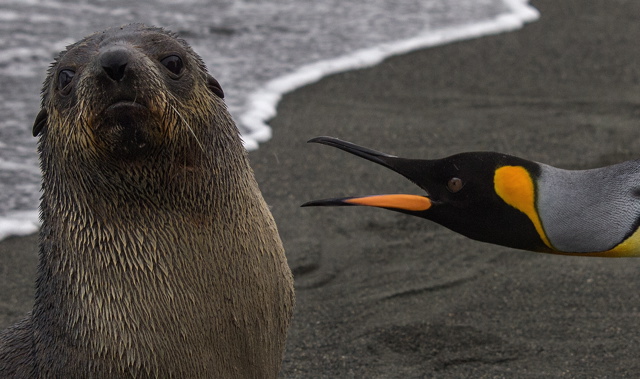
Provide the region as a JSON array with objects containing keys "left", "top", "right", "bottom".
[{"left": 0, "top": 24, "right": 294, "bottom": 378}]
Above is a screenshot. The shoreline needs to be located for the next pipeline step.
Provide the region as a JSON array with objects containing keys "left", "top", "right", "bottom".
[{"left": 238, "top": 0, "right": 538, "bottom": 150}]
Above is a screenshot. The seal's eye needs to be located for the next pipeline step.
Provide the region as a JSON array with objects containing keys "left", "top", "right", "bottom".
[
  {"left": 447, "top": 177, "right": 464, "bottom": 193},
  {"left": 161, "top": 55, "right": 183, "bottom": 76},
  {"left": 57, "top": 69, "right": 75, "bottom": 93}
]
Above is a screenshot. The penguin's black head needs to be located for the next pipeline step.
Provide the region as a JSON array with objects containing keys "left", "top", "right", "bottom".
[{"left": 303, "top": 136, "right": 552, "bottom": 253}]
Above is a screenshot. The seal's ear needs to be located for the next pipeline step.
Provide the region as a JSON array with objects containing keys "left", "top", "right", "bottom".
[
  {"left": 207, "top": 74, "right": 224, "bottom": 99},
  {"left": 33, "top": 109, "right": 48, "bottom": 137}
]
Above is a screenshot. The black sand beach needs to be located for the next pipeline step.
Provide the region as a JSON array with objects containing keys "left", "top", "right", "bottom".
[{"left": 2, "top": 0, "right": 640, "bottom": 377}]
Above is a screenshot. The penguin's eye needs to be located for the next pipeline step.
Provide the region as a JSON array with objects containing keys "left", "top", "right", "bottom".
[
  {"left": 447, "top": 177, "right": 464, "bottom": 193},
  {"left": 161, "top": 55, "right": 184, "bottom": 76},
  {"left": 57, "top": 69, "right": 75, "bottom": 93}
]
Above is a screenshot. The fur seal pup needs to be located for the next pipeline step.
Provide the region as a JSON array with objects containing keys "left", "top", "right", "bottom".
[{"left": 0, "top": 24, "right": 294, "bottom": 377}]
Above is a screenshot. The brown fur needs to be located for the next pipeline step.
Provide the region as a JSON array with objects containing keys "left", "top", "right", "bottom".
[{"left": 0, "top": 24, "right": 294, "bottom": 378}]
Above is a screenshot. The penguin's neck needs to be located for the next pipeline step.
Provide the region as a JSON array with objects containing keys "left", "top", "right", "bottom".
[{"left": 536, "top": 160, "right": 640, "bottom": 253}]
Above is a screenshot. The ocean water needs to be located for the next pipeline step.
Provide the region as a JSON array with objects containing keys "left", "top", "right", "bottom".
[{"left": 0, "top": 0, "right": 538, "bottom": 240}]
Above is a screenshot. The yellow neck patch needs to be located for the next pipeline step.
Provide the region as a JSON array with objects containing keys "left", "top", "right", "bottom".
[
  {"left": 596, "top": 227, "right": 640, "bottom": 257},
  {"left": 493, "top": 166, "right": 553, "bottom": 249}
]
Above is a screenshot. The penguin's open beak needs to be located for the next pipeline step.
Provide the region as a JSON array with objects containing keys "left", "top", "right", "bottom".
[{"left": 301, "top": 136, "right": 432, "bottom": 212}]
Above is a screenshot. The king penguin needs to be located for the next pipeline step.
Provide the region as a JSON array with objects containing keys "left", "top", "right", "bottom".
[{"left": 302, "top": 136, "right": 640, "bottom": 257}]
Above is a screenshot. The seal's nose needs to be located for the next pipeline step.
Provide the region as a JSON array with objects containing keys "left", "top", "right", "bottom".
[{"left": 100, "top": 46, "right": 131, "bottom": 82}]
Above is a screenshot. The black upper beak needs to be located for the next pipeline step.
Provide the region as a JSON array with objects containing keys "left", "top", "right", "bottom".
[{"left": 306, "top": 136, "right": 398, "bottom": 169}]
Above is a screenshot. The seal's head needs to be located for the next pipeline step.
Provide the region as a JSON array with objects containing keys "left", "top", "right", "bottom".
[{"left": 33, "top": 23, "right": 226, "bottom": 164}]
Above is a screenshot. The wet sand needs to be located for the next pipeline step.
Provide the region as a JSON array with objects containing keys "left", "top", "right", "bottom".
[{"left": 2, "top": 0, "right": 640, "bottom": 377}]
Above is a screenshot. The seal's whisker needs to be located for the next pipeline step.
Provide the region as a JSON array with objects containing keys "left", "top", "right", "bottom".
[
  {"left": 169, "top": 103, "right": 206, "bottom": 154},
  {"left": 62, "top": 102, "right": 81, "bottom": 155}
]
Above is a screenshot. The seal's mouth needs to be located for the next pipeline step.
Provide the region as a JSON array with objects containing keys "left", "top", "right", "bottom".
[
  {"left": 101, "top": 100, "right": 149, "bottom": 128},
  {"left": 104, "top": 100, "right": 147, "bottom": 113},
  {"left": 95, "top": 99, "right": 154, "bottom": 158},
  {"left": 100, "top": 100, "right": 150, "bottom": 130}
]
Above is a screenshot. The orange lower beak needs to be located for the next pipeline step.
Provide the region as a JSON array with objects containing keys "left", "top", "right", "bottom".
[
  {"left": 303, "top": 194, "right": 431, "bottom": 212},
  {"left": 343, "top": 194, "right": 431, "bottom": 211}
]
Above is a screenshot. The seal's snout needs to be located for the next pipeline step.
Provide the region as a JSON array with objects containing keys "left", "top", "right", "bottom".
[{"left": 99, "top": 46, "right": 132, "bottom": 82}]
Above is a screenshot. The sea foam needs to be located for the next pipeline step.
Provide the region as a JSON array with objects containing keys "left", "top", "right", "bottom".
[{"left": 239, "top": 0, "right": 538, "bottom": 150}]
